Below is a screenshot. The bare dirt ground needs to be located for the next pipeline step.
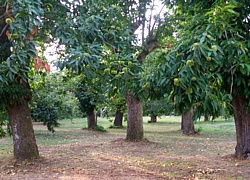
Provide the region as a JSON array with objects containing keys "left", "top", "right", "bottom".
[{"left": 1, "top": 121, "right": 250, "bottom": 180}]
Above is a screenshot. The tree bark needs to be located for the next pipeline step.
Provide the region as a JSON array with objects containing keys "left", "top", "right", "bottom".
[
  {"left": 0, "top": 6, "right": 8, "bottom": 42},
  {"left": 113, "top": 106, "right": 123, "bottom": 127},
  {"left": 182, "top": 109, "right": 195, "bottom": 135},
  {"left": 125, "top": 92, "right": 144, "bottom": 141},
  {"left": 87, "top": 110, "right": 96, "bottom": 130},
  {"left": 150, "top": 114, "right": 157, "bottom": 123},
  {"left": 137, "top": 40, "right": 158, "bottom": 64},
  {"left": 232, "top": 95, "right": 250, "bottom": 160},
  {"left": 8, "top": 100, "right": 39, "bottom": 161}
]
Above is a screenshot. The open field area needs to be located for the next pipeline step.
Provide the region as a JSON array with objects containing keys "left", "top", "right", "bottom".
[{"left": 0, "top": 116, "right": 250, "bottom": 180}]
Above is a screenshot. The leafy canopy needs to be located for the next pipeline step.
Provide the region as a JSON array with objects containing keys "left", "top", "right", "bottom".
[
  {"left": 0, "top": 0, "right": 147, "bottom": 110},
  {"left": 144, "top": 0, "right": 250, "bottom": 119}
]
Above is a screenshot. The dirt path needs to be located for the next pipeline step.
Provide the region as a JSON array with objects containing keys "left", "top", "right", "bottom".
[
  {"left": 1, "top": 120, "right": 250, "bottom": 180},
  {"left": 1, "top": 136, "right": 250, "bottom": 180}
]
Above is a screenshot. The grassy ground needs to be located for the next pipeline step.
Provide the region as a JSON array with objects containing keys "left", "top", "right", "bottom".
[{"left": 0, "top": 116, "right": 249, "bottom": 180}]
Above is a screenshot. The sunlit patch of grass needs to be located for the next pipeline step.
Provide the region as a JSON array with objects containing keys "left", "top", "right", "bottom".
[
  {"left": 142, "top": 116, "right": 236, "bottom": 158},
  {"left": 0, "top": 116, "right": 236, "bottom": 155},
  {"left": 194, "top": 118, "right": 236, "bottom": 140},
  {"left": 0, "top": 136, "right": 13, "bottom": 157}
]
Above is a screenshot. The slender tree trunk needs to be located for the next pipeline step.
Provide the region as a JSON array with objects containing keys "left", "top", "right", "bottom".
[
  {"left": 95, "top": 111, "right": 98, "bottom": 124},
  {"left": 232, "top": 95, "right": 250, "bottom": 160},
  {"left": 204, "top": 114, "right": 210, "bottom": 121},
  {"left": 182, "top": 109, "right": 195, "bottom": 135},
  {"left": 150, "top": 114, "right": 157, "bottom": 123},
  {"left": 114, "top": 106, "right": 123, "bottom": 127},
  {"left": 7, "top": 123, "right": 11, "bottom": 135},
  {"left": 8, "top": 100, "right": 39, "bottom": 161},
  {"left": 87, "top": 110, "right": 96, "bottom": 130},
  {"left": 181, "top": 116, "right": 184, "bottom": 130},
  {"left": 125, "top": 92, "right": 144, "bottom": 141}
]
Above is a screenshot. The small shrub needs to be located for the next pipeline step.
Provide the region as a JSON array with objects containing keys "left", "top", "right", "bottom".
[
  {"left": 109, "top": 125, "right": 124, "bottom": 129},
  {"left": 0, "top": 127, "right": 6, "bottom": 138},
  {"left": 31, "top": 98, "right": 60, "bottom": 133},
  {"left": 195, "top": 126, "right": 203, "bottom": 133},
  {"left": 0, "top": 111, "right": 9, "bottom": 137},
  {"left": 81, "top": 126, "right": 87, "bottom": 130},
  {"left": 82, "top": 125, "right": 107, "bottom": 132},
  {"left": 96, "top": 125, "right": 107, "bottom": 132}
]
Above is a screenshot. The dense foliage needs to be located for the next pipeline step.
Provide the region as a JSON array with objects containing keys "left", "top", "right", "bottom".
[
  {"left": 0, "top": 0, "right": 43, "bottom": 108},
  {"left": 0, "top": 110, "right": 8, "bottom": 138},
  {"left": 75, "top": 84, "right": 96, "bottom": 115},
  {"left": 143, "top": 0, "right": 250, "bottom": 120},
  {"left": 30, "top": 72, "right": 82, "bottom": 132},
  {"left": 143, "top": 97, "right": 174, "bottom": 117}
]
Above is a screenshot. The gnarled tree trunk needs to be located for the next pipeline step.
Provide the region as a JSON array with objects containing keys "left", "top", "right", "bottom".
[
  {"left": 232, "top": 95, "right": 250, "bottom": 160},
  {"left": 114, "top": 105, "right": 123, "bottom": 127},
  {"left": 182, "top": 109, "right": 195, "bottom": 135},
  {"left": 125, "top": 92, "right": 144, "bottom": 141},
  {"left": 8, "top": 100, "right": 39, "bottom": 161},
  {"left": 87, "top": 110, "right": 96, "bottom": 130}
]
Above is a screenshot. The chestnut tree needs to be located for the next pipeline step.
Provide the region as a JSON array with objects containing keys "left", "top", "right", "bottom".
[{"left": 148, "top": 0, "right": 250, "bottom": 159}]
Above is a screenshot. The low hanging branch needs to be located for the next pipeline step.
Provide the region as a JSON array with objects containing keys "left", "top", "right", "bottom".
[
  {"left": 6, "top": 25, "right": 38, "bottom": 40},
  {"left": 137, "top": 39, "right": 158, "bottom": 64}
]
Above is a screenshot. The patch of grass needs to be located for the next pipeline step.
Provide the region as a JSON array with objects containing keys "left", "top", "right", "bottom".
[
  {"left": 0, "top": 116, "right": 236, "bottom": 151},
  {"left": 0, "top": 136, "right": 13, "bottom": 157},
  {"left": 35, "top": 130, "right": 78, "bottom": 146}
]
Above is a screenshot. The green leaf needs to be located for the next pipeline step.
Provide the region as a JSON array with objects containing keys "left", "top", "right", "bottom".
[
  {"left": 6, "top": 58, "right": 10, "bottom": 68},
  {"left": 199, "top": 45, "right": 207, "bottom": 58},
  {"left": 200, "top": 36, "right": 205, "bottom": 43},
  {"left": 9, "top": 67, "right": 17, "bottom": 74},
  {"left": 226, "top": 9, "right": 239, "bottom": 16}
]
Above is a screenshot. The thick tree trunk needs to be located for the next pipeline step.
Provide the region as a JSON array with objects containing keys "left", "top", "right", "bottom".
[
  {"left": 182, "top": 109, "right": 195, "bottom": 135},
  {"left": 150, "top": 114, "right": 157, "bottom": 123},
  {"left": 125, "top": 92, "right": 144, "bottom": 141},
  {"left": 232, "top": 95, "right": 250, "bottom": 160},
  {"left": 87, "top": 110, "right": 96, "bottom": 130},
  {"left": 114, "top": 106, "right": 123, "bottom": 127},
  {"left": 8, "top": 100, "right": 39, "bottom": 161}
]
